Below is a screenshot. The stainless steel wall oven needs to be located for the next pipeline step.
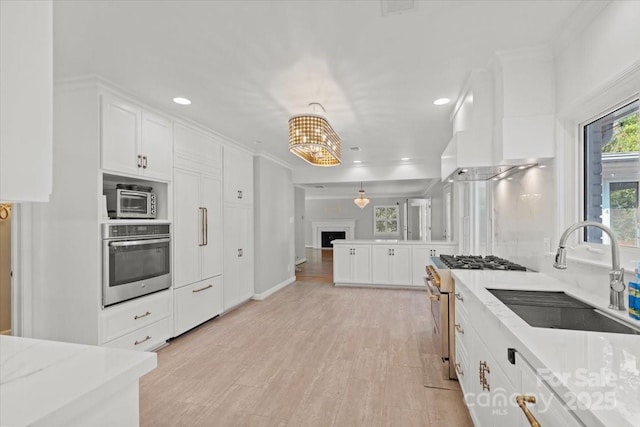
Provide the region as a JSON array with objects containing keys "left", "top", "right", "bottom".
[{"left": 102, "top": 223, "right": 171, "bottom": 307}]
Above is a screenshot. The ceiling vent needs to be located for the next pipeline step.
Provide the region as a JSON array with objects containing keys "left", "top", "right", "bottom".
[
  {"left": 349, "top": 146, "right": 361, "bottom": 151},
  {"left": 381, "top": 0, "right": 418, "bottom": 16}
]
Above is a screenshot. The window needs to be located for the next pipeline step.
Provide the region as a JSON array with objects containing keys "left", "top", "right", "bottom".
[
  {"left": 374, "top": 205, "right": 399, "bottom": 234},
  {"left": 584, "top": 99, "right": 639, "bottom": 247}
]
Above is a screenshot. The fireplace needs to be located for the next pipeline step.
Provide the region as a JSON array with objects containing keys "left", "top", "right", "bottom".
[
  {"left": 311, "top": 220, "right": 355, "bottom": 249},
  {"left": 321, "top": 231, "right": 346, "bottom": 248}
]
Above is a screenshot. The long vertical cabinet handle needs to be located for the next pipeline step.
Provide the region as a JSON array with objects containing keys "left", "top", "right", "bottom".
[
  {"left": 203, "top": 207, "right": 208, "bottom": 246},
  {"left": 137, "top": 155, "right": 143, "bottom": 168},
  {"left": 198, "top": 207, "right": 205, "bottom": 246}
]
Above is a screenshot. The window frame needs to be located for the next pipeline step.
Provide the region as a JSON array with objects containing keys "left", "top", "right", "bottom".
[
  {"left": 373, "top": 205, "right": 400, "bottom": 236},
  {"left": 578, "top": 95, "right": 640, "bottom": 256}
]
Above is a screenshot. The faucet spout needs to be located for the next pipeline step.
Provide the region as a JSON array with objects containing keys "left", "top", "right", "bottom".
[{"left": 554, "top": 221, "right": 626, "bottom": 311}]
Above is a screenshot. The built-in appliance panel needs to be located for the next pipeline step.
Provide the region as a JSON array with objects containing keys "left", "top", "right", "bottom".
[
  {"left": 174, "top": 275, "right": 223, "bottom": 336},
  {"left": 102, "top": 173, "right": 170, "bottom": 221},
  {"left": 103, "top": 316, "right": 172, "bottom": 352},
  {"left": 101, "top": 290, "right": 171, "bottom": 343}
]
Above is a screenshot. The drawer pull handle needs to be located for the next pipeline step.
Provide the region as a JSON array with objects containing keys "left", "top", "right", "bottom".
[
  {"left": 193, "top": 284, "right": 213, "bottom": 293},
  {"left": 516, "top": 395, "right": 540, "bottom": 427},
  {"left": 134, "top": 335, "right": 151, "bottom": 346},
  {"left": 455, "top": 323, "right": 464, "bottom": 334},
  {"left": 134, "top": 311, "right": 151, "bottom": 320},
  {"left": 455, "top": 363, "right": 464, "bottom": 376},
  {"left": 455, "top": 292, "right": 463, "bottom": 301}
]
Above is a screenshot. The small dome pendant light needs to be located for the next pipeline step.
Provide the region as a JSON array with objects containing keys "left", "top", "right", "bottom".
[{"left": 354, "top": 182, "right": 370, "bottom": 208}]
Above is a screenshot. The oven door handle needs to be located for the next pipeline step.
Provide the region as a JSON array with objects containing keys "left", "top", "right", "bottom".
[{"left": 109, "top": 237, "right": 171, "bottom": 247}]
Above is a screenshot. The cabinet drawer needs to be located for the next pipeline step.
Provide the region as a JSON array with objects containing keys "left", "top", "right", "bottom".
[
  {"left": 455, "top": 334, "right": 469, "bottom": 392},
  {"left": 174, "top": 276, "right": 223, "bottom": 336},
  {"left": 101, "top": 291, "right": 172, "bottom": 343},
  {"left": 454, "top": 304, "right": 472, "bottom": 352},
  {"left": 104, "top": 317, "right": 171, "bottom": 352},
  {"left": 517, "top": 354, "right": 584, "bottom": 427}
]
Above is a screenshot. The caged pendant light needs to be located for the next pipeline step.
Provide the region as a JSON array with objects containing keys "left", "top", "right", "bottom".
[
  {"left": 288, "top": 102, "right": 341, "bottom": 167},
  {"left": 354, "top": 182, "right": 370, "bottom": 208}
]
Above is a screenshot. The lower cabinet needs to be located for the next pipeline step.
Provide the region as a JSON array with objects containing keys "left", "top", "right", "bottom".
[
  {"left": 223, "top": 205, "right": 254, "bottom": 310},
  {"left": 516, "top": 354, "right": 584, "bottom": 427},
  {"left": 100, "top": 290, "right": 173, "bottom": 351},
  {"left": 333, "top": 245, "right": 371, "bottom": 284},
  {"left": 174, "top": 276, "right": 223, "bottom": 336},
  {"left": 371, "top": 245, "right": 411, "bottom": 285},
  {"left": 455, "top": 279, "right": 585, "bottom": 427}
]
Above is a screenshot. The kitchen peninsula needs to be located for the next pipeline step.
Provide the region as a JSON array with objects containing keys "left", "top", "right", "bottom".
[
  {"left": 0, "top": 336, "right": 156, "bottom": 426},
  {"left": 332, "top": 239, "right": 457, "bottom": 288}
]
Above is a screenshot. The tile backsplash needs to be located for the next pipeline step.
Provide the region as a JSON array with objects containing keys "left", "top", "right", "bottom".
[{"left": 493, "top": 164, "right": 556, "bottom": 272}]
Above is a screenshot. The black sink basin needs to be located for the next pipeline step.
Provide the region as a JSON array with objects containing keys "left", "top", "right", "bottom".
[{"left": 487, "top": 289, "right": 640, "bottom": 335}]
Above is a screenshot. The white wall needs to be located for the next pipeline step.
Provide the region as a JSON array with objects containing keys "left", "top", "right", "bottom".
[
  {"left": 254, "top": 156, "right": 295, "bottom": 294},
  {"left": 294, "top": 186, "right": 305, "bottom": 263},
  {"left": 304, "top": 197, "right": 406, "bottom": 245}
]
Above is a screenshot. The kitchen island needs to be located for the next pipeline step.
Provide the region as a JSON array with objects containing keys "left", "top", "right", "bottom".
[
  {"left": 451, "top": 269, "right": 640, "bottom": 427},
  {"left": 0, "top": 335, "right": 156, "bottom": 426},
  {"left": 332, "top": 239, "right": 457, "bottom": 288}
]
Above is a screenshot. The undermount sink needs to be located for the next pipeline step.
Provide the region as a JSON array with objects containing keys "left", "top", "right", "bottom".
[{"left": 487, "top": 289, "right": 640, "bottom": 335}]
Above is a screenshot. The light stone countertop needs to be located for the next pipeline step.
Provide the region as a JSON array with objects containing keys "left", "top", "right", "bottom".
[
  {"left": 0, "top": 335, "right": 157, "bottom": 426},
  {"left": 451, "top": 269, "right": 640, "bottom": 427},
  {"left": 332, "top": 239, "right": 458, "bottom": 246}
]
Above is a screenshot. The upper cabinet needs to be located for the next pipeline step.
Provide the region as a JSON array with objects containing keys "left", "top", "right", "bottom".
[
  {"left": 0, "top": 0, "right": 53, "bottom": 202},
  {"left": 491, "top": 46, "right": 555, "bottom": 163},
  {"left": 223, "top": 145, "right": 254, "bottom": 204},
  {"left": 173, "top": 122, "right": 222, "bottom": 173},
  {"left": 101, "top": 93, "right": 172, "bottom": 181}
]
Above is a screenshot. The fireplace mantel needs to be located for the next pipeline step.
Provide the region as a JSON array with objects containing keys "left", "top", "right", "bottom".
[{"left": 311, "top": 220, "right": 355, "bottom": 249}]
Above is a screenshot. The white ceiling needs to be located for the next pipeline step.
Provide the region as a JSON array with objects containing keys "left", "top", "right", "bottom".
[
  {"left": 302, "top": 178, "right": 439, "bottom": 199},
  {"left": 53, "top": 0, "right": 584, "bottom": 197}
]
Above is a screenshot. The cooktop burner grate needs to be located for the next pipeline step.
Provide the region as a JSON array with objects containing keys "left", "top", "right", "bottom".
[{"left": 439, "top": 254, "right": 527, "bottom": 271}]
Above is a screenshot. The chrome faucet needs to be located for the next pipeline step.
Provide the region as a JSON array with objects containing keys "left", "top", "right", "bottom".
[{"left": 553, "top": 221, "right": 626, "bottom": 311}]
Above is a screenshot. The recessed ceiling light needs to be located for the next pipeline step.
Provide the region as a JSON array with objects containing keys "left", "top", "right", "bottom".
[
  {"left": 492, "top": 177, "right": 499, "bottom": 181},
  {"left": 401, "top": 157, "right": 410, "bottom": 161},
  {"left": 539, "top": 165, "right": 547, "bottom": 169},
  {"left": 460, "top": 168, "right": 468, "bottom": 173},
  {"left": 448, "top": 179, "right": 454, "bottom": 183},
  {"left": 173, "top": 97, "right": 191, "bottom": 105},
  {"left": 433, "top": 98, "right": 450, "bottom": 106},
  {"left": 507, "top": 177, "right": 513, "bottom": 181},
  {"left": 353, "top": 160, "right": 362, "bottom": 164},
  {"left": 518, "top": 165, "right": 527, "bottom": 170}
]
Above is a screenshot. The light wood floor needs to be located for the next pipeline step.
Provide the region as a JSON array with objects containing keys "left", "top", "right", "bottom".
[{"left": 140, "top": 249, "right": 473, "bottom": 426}]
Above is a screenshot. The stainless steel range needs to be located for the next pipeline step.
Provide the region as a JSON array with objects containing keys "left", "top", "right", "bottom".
[{"left": 425, "top": 254, "right": 528, "bottom": 380}]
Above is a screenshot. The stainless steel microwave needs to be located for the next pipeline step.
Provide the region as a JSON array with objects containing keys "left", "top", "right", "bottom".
[{"left": 105, "top": 188, "right": 156, "bottom": 219}]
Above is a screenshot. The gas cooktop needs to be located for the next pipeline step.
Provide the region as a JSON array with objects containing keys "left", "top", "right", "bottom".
[{"left": 439, "top": 254, "right": 527, "bottom": 271}]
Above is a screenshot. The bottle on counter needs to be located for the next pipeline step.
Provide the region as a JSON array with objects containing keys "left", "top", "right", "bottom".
[{"left": 630, "top": 264, "right": 640, "bottom": 320}]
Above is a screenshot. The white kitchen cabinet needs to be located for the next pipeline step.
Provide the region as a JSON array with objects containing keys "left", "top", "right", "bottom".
[
  {"left": 223, "top": 145, "right": 254, "bottom": 204},
  {"left": 516, "top": 354, "right": 583, "bottom": 427},
  {"left": 101, "top": 93, "right": 172, "bottom": 180},
  {"left": 333, "top": 245, "right": 371, "bottom": 284},
  {"left": 372, "top": 246, "right": 412, "bottom": 286},
  {"left": 174, "top": 276, "right": 223, "bottom": 336},
  {"left": 0, "top": 0, "right": 52, "bottom": 202},
  {"left": 223, "top": 204, "right": 254, "bottom": 310},
  {"left": 173, "top": 168, "right": 222, "bottom": 288},
  {"left": 100, "top": 290, "right": 172, "bottom": 351},
  {"left": 411, "top": 245, "right": 457, "bottom": 285},
  {"left": 174, "top": 122, "right": 222, "bottom": 172}
]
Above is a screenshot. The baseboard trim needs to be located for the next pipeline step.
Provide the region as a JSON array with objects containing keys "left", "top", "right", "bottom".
[
  {"left": 0, "top": 329, "right": 12, "bottom": 336},
  {"left": 252, "top": 276, "right": 296, "bottom": 301},
  {"left": 295, "top": 258, "right": 307, "bottom": 265},
  {"left": 334, "top": 282, "right": 427, "bottom": 291}
]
